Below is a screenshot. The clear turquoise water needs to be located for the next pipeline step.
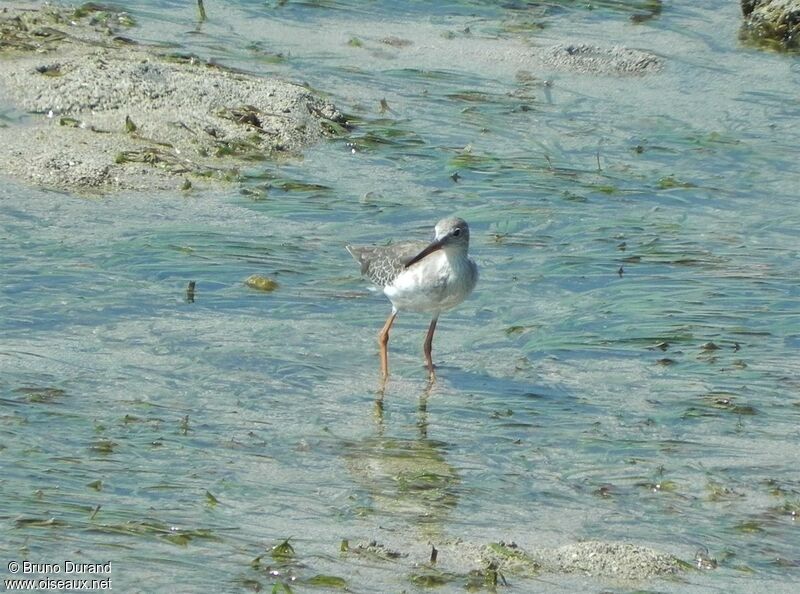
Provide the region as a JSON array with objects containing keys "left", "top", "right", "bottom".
[{"left": 1, "top": 1, "right": 799, "bottom": 592}]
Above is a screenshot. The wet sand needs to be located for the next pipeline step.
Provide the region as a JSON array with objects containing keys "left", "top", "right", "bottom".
[{"left": 0, "top": 3, "right": 344, "bottom": 193}]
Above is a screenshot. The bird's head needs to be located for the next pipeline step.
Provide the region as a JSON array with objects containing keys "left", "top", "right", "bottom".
[{"left": 405, "top": 216, "right": 470, "bottom": 268}]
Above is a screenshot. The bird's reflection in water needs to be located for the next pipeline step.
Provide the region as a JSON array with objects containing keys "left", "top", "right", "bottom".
[{"left": 344, "top": 386, "right": 460, "bottom": 538}]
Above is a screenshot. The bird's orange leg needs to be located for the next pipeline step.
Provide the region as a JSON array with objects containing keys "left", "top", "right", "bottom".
[
  {"left": 423, "top": 315, "right": 439, "bottom": 382},
  {"left": 378, "top": 309, "right": 398, "bottom": 380}
]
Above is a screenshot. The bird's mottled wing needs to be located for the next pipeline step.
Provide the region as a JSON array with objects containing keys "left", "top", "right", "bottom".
[{"left": 346, "top": 240, "right": 428, "bottom": 287}]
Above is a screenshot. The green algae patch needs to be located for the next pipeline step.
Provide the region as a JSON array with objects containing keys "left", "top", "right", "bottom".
[
  {"left": 245, "top": 275, "right": 279, "bottom": 292},
  {"left": 657, "top": 175, "right": 695, "bottom": 189},
  {"left": 89, "top": 438, "right": 118, "bottom": 454},
  {"left": 734, "top": 520, "right": 764, "bottom": 534},
  {"left": 304, "top": 574, "right": 347, "bottom": 589},
  {"left": 86, "top": 479, "right": 103, "bottom": 491},
  {"left": 14, "top": 516, "right": 68, "bottom": 528},
  {"left": 15, "top": 386, "right": 66, "bottom": 403},
  {"left": 271, "top": 538, "right": 296, "bottom": 561},
  {"left": 483, "top": 542, "right": 541, "bottom": 576},
  {"left": 205, "top": 490, "right": 220, "bottom": 506},
  {"left": 409, "top": 568, "right": 462, "bottom": 588}
]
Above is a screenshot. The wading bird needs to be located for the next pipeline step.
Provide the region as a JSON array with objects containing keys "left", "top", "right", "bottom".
[{"left": 346, "top": 216, "right": 478, "bottom": 382}]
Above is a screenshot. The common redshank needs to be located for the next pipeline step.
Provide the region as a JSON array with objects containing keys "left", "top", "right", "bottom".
[{"left": 346, "top": 216, "right": 478, "bottom": 381}]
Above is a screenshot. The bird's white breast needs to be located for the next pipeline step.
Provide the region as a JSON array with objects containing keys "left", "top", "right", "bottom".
[{"left": 384, "top": 249, "right": 477, "bottom": 313}]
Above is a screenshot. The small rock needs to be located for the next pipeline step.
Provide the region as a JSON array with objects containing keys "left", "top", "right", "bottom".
[
  {"left": 740, "top": 0, "right": 800, "bottom": 50},
  {"left": 539, "top": 44, "right": 663, "bottom": 75}
]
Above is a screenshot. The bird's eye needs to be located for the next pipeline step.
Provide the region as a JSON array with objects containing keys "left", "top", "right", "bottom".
[{"left": 452, "top": 228, "right": 461, "bottom": 237}]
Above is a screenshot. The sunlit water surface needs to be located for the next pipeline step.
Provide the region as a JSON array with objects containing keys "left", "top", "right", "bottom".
[{"left": 1, "top": 1, "right": 799, "bottom": 592}]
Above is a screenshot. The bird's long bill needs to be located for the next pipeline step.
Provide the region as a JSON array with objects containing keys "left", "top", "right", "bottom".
[{"left": 405, "top": 238, "right": 445, "bottom": 269}]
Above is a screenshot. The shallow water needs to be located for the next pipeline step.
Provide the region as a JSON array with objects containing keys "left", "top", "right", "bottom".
[{"left": 1, "top": 1, "right": 799, "bottom": 592}]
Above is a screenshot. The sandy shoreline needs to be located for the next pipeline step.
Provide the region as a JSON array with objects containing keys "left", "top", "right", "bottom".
[{"left": 0, "top": 3, "right": 345, "bottom": 193}]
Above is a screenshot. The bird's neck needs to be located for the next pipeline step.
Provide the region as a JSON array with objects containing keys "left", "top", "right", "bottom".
[{"left": 442, "top": 245, "right": 469, "bottom": 264}]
